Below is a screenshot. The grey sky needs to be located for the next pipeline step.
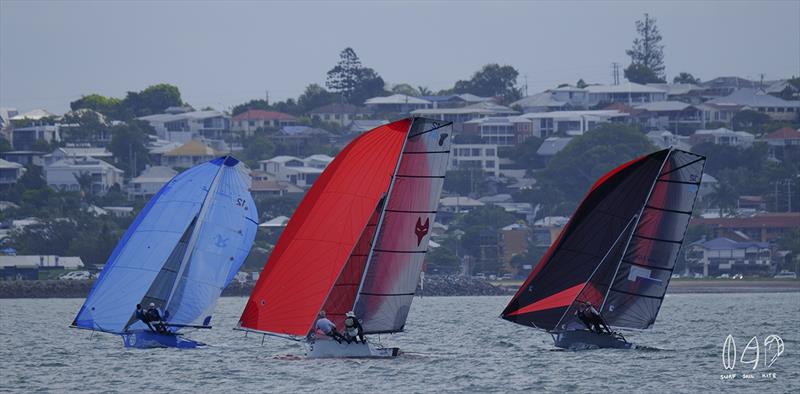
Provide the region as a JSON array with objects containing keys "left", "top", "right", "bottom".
[{"left": 1, "top": 0, "right": 798, "bottom": 113}]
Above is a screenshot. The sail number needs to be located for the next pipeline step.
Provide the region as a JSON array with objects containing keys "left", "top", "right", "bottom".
[{"left": 235, "top": 198, "right": 247, "bottom": 208}]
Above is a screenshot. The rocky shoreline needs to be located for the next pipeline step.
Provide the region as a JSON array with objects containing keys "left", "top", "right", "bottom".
[{"left": 0, "top": 275, "right": 511, "bottom": 299}]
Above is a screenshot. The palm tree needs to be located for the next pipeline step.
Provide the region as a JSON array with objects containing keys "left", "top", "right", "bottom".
[{"left": 708, "top": 182, "right": 737, "bottom": 217}]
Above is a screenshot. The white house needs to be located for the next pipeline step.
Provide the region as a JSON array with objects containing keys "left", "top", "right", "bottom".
[
  {"left": 45, "top": 157, "right": 124, "bottom": 194},
  {"left": 0, "top": 158, "right": 25, "bottom": 186},
  {"left": 583, "top": 82, "right": 667, "bottom": 106},
  {"left": 139, "top": 110, "right": 231, "bottom": 143},
  {"left": 161, "top": 140, "right": 221, "bottom": 168},
  {"left": 44, "top": 147, "right": 113, "bottom": 166},
  {"left": 411, "top": 102, "right": 518, "bottom": 129},
  {"left": 258, "top": 155, "right": 325, "bottom": 188},
  {"left": 128, "top": 166, "right": 178, "bottom": 198},
  {"left": 449, "top": 143, "right": 500, "bottom": 176},
  {"left": 685, "top": 237, "right": 772, "bottom": 276},
  {"left": 231, "top": 110, "right": 298, "bottom": 136},
  {"left": 365, "top": 94, "right": 431, "bottom": 113},
  {"left": 308, "top": 104, "right": 370, "bottom": 126},
  {"left": 463, "top": 116, "right": 533, "bottom": 146},
  {"left": 691, "top": 128, "right": 755, "bottom": 148},
  {"left": 11, "top": 124, "right": 61, "bottom": 150},
  {"left": 521, "top": 110, "right": 628, "bottom": 138}
]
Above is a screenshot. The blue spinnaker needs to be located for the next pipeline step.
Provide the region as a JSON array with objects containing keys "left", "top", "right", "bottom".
[{"left": 73, "top": 156, "right": 257, "bottom": 334}]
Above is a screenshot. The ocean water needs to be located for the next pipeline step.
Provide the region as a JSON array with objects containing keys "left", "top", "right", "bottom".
[{"left": 1, "top": 293, "right": 798, "bottom": 393}]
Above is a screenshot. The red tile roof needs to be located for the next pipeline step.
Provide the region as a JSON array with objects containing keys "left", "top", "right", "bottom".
[
  {"left": 232, "top": 110, "right": 296, "bottom": 121},
  {"left": 765, "top": 127, "right": 800, "bottom": 140},
  {"left": 691, "top": 213, "right": 800, "bottom": 229}
]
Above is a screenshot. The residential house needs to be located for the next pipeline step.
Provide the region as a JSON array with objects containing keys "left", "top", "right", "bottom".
[
  {"left": 765, "top": 79, "right": 800, "bottom": 100},
  {"left": 706, "top": 88, "right": 800, "bottom": 121},
  {"left": 646, "top": 83, "right": 707, "bottom": 104},
  {"left": 139, "top": 110, "right": 231, "bottom": 143},
  {"left": 689, "top": 213, "right": 800, "bottom": 243},
  {"left": 521, "top": 110, "right": 628, "bottom": 138},
  {"left": 0, "top": 159, "right": 25, "bottom": 186},
  {"left": 632, "top": 101, "right": 703, "bottom": 133},
  {"left": 309, "top": 103, "right": 370, "bottom": 126},
  {"left": 258, "top": 155, "right": 325, "bottom": 188},
  {"left": 44, "top": 147, "right": 113, "bottom": 166},
  {"left": 364, "top": 94, "right": 431, "bottom": 113},
  {"left": 583, "top": 82, "right": 667, "bottom": 106},
  {"left": 646, "top": 130, "right": 692, "bottom": 150},
  {"left": 0, "top": 108, "right": 19, "bottom": 131},
  {"left": 685, "top": 237, "right": 772, "bottom": 277},
  {"left": 463, "top": 116, "right": 533, "bottom": 145},
  {"left": 1, "top": 150, "right": 46, "bottom": 167},
  {"left": 346, "top": 119, "right": 389, "bottom": 134},
  {"left": 11, "top": 124, "right": 61, "bottom": 150},
  {"left": 532, "top": 216, "right": 568, "bottom": 248},
  {"left": 695, "top": 102, "right": 745, "bottom": 126},
  {"left": 128, "top": 166, "right": 178, "bottom": 198},
  {"left": 691, "top": 128, "right": 755, "bottom": 148},
  {"left": 536, "top": 137, "right": 572, "bottom": 164},
  {"left": 438, "top": 196, "right": 485, "bottom": 213},
  {"left": 161, "top": 140, "right": 221, "bottom": 169},
  {"left": 697, "top": 173, "right": 719, "bottom": 201},
  {"left": 411, "top": 102, "right": 518, "bottom": 132},
  {"left": 303, "top": 154, "right": 334, "bottom": 169},
  {"left": 499, "top": 223, "right": 530, "bottom": 268},
  {"left": 268, "top": 126, "right": 334, "bottom": 148},
  {"left": 449, "top": 143, "right": 500, "bottom": 176},
  {"left": 510, "top": 92, "right": 571, "bottom": 113},
  {"left": 764, "top": 127, "right": 800, "bottom": 161},
  {"left": 231, "top": 110, "right": 298, "bottom": 136},
  {"left": 45, "top": 157, "right": 124, "bottom": 194},
  {"left": 10, "top": 109, "right": 54, "bottom": 122},
  {"left": 701, "top": 76, "right": 758, "bottom": 98},
  {"left": 250, "top": 180, "right": 304, "bottom": 197},
  {"left": 417, "top": 93, "right": 493, "bottom": 109}
]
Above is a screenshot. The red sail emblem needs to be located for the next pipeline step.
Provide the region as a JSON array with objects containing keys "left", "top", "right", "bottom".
[{"left": 414, "top": 217, "right": 430, "bottom": 246}]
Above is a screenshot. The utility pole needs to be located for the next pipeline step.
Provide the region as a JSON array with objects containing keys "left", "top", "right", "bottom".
[
  {"left": 265, "top": 90, "right": 269, "bottom": 105},
  {"left": 612, "top": 62, "right": 621, "bottom": 85},
  {"left": 524, "top": 74, "right": 529, "bottom": 97},
  {"left": 788, "top": 179, "right": 793, "bottom": 212}
]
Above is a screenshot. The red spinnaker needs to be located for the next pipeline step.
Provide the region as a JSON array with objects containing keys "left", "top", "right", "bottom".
[{"left": 238, "top": 119, "right": 410, "bottom": 336}]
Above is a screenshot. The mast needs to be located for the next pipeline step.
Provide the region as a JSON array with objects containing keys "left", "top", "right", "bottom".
[{"left": 164, "top": 158, "right": 227, "bottom": 311}]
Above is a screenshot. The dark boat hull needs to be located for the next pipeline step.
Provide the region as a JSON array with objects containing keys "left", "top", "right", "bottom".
[
  {"left": 121, "top": 331, "right": 203, "bottom": 349},
  {"left": 553, "top": 330, "right": 633, "bottom": 350}
]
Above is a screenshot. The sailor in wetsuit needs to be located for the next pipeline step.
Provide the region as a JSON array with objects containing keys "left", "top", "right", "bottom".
[
  {"left": 343, "top": 311, "right": 366, "bottom": 344},
  {"left": 315, "top": 310, "right": 348, "bottom": 344},
  {"left": 576, "top": 302, "right": 611, "bottom": 334},
  {"left": 142, "top": 303, "right": 167, "bottom": 333},
  {"left": 135, "top": 304, "right": 156, "bottom": 332}
]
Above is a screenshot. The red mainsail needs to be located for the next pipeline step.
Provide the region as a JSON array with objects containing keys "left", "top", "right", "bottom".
[{"left": 238, "top": 119, "right": 410, "bottom": 336}]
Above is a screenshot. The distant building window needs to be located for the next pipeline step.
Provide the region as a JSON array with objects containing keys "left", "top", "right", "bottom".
[
  {"left": 472, "top": 148, "right": 480, "bottom": 156},
  {"left": 249, "top": 121, "right": 255, "bottom": 127},
  {"left": 485, "top": 148, "right": 495, "bottom": 156},
  {"left": 485, "top": 160, "right": 495, "bottom": 168}
]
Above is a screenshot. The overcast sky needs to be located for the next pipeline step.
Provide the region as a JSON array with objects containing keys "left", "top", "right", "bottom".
[{"left": 1, "top": 0, "right": 798, "bottom": 113}]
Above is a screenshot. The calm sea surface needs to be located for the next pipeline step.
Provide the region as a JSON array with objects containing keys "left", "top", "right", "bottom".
[{"left": 1, "top": 293, "right": 798, "bottom": 393}]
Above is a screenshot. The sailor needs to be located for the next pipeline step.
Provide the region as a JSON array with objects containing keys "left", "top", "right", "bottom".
[
  {"left": 135, "top": 304, "right": 155, "bottom": 332},
  {"left": 144, "top": 303, "right": 167, "bottom": 334},
  {"left": 343, "top": 311, "right": 366, "bottom": 344},
  {"left": 576, "top": 302, "right": 611, "bottom": 334},
  {"left": 315, "top": 311, "right": 348, "bottom": 344}
]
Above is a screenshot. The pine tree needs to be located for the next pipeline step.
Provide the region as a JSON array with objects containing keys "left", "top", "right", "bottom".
[
  {"left": 326, "top": 48, "right": 363, "bottom": 100},
  {"left": 624, "top": 13, "right": 666, "bottom": 83}
]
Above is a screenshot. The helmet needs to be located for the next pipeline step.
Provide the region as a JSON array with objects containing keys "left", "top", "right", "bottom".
[
  {"left": 345, "top": 311, "right": 355, "bottom": 318},
  {"left": 149, "top": 303, "right": 156, "bottom": 308}
]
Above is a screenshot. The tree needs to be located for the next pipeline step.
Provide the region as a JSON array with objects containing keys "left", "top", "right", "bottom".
[
  {"left": 625, "top": 13, "right": 666, "bottom": 83},
  {"left": 391, "top": 83, "right": 420, "bottom": 96},
  {"left": 732, "top": 110, "right": 770, "bottom": 131},
  {"left": 708, "top": 181, "right": 738, "bottom": 216},
  {"left": 109, "top": 121, "right": 152, "bottom": 176},
  {"left": 232, "top": 99, "right": 271, "bottom": 116},
  {"left": 673, "top": 72, "right": 700, "bottom": 84},
  {"left": 576, "top": 79, "right": 588, "bottom": 89},
  {"left": 240, "top": 134, "right": 276, "bottom": 168},
  {"left": 73, "top": 172, "right": 94, "bottom": 197},
  {"left": 122, "top": 83, "right": 183, "bottom": 117},
  {"left": 528, "top": 123, "right": 656, "bottom": 214},
  {"left": 0, "top": 138, "right": 11, "bottom": 153},
  {"left": 453, "top": 64, "right": 522, "bottom": 103},
  {"left": 417, "top": 86, "right": 433, "bottom": 96},
  {"left": 426, "top": 246, "right": 460, "bottom": 274},
  {"left": 297, "top": 84, "right": 336, "bottom": 113},
  {"left": 443, "top": 168, "right": 488, "bottom": 196},
  {"left": 507, "top": 136, "right": 544, "bottom": 171},
  {"left": 70, "top": 94, "right": 123, "bottom": 119},
  {"left": 325, "top": 47, "right": 386, "bottom": 104}
]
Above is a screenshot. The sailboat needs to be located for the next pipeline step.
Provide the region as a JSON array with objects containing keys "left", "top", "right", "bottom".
[
  {"left": 502, "top": 148, "right": 705, "bottom": 350},
  {"left": 71, "top": 156, "right": 258, "bottom": 348},
  {"left": 237, "top": 117, "right": 451, "bottom": 358}
]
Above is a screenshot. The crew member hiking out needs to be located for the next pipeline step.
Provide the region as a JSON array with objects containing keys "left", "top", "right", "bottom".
[
  {"left": 343, "top": 311, "right": 366, "bottom": 344},
  {"left": 135, "top": 304, "right": 156, "bottom": 332},
  {"left": 315, "top": 311, "right": 348, "bottom": 344},
  {"left": 143, "top": 303, "right": 167, "bottom": 334},
  {"left": 576, "top": 302, "right": 611, "bottom": 334}
]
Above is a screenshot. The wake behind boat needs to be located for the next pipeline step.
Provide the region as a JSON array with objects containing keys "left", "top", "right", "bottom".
[
  {"left": 237, "top": 117, "right": 452, "bottom": 358},
  {"left": 502, "top": 148, "right": 706, "bottom": 350},
  {"left": 71, "top": 156, "right": 258, "bottom": 348}
]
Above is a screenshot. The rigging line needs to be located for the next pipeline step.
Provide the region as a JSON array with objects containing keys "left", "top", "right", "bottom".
[
  {"left": 394, "top": 174, "right": 446, "bottom": 179},
  {"left": 407, "top": 122, "right": 452, "bottom": 138},
  {"left": 657, "top": 157, "right": 704, "bottom": 178},
  {"left": 600, "top": 149, "right": 672, "bottom": 313},
  {"left": 384, "top": 209, "right": 438, "bottom": 214},
  {"left": 372, "top": 249, "right": 427, "bottom": 254},
  {"left": 358, "top": 292, "right": 415, "bottom": 297}
]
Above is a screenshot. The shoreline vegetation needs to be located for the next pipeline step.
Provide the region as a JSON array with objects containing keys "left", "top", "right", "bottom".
[{"left": 0, "top": 277, "right": 797, "bottom": 299}]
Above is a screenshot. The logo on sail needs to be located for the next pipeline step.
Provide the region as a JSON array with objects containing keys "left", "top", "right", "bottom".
[
  {"left": 414, "top": 217, "right": 430, "bottom": 246},
  {"left": 438, "top": 133, "right": 449, "bottom": 146}
]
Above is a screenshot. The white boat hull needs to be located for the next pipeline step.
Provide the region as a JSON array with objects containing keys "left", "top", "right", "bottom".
[{"left": 304, "top": 339, "right": 399, "bottom": 358}]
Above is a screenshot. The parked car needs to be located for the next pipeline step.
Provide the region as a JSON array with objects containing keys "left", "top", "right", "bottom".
[
  {"left": 474, "top": 273, "right": 486, "bottom": 279},
  {"left": 671, "top": 274, "right": 681, "bottom": 279},
  {"left": 717, "top": 273, "right": 730, "bottom": 279},
  {"left": 732, "top": 273, "right": 744, "bottom": 280},
  {"left": 59, "top": 271, "right": 91, "bottom": 280},
  {"left": 501, "top": 273, "right": 513, "bottom": 280}
]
